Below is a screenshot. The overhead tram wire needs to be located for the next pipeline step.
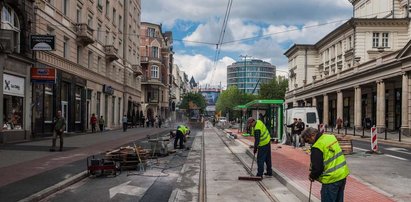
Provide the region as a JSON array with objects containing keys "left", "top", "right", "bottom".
[{"left": 208, "top": 0, "right": 233, "bottom": 86}]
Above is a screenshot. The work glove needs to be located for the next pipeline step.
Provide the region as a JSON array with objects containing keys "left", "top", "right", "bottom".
[{"left": 253, "top": 148, "right": 257, "bottom": 154}]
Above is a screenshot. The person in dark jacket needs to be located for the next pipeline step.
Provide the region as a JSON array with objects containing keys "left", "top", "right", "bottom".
[
  {"left": 298, "top": 118, "right": 306, "bottom": 147},
  {"left": 301, "top": 127, "right": 350, "bottom": 202},
  {"left": 286, "top": 118, "right": 300, "bottom": 148}
]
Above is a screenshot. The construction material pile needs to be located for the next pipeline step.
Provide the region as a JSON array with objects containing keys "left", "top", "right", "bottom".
[{"left": 105, "top": 145, "right": 149, "bottom": 170}]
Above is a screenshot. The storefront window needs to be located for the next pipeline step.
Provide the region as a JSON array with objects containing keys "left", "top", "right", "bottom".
[
  {"left": 96, "top": 92, "right": 101, "bottom": 116},
  {"left": 44, "top": 84, "right": 53, "bottom": 122},
  {"left": 75, "top": 86, "right": 82, "bottom": 123},
  {"left": 3, "top": 95, "right": 23, "bottom": 130}
]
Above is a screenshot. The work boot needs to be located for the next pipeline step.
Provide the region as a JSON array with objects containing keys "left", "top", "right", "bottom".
[{"left": 264, "top": 173, "right": 273, "bottom": 178}]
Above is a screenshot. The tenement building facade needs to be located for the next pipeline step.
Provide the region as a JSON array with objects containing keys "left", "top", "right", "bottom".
[
  {"left": 140, "top": 22, "right": 173, "bottom": 122},
  {"left": 284, "top": 0, "right": 411, "bottom": 135},
  {"left": 32, "top": 0, "right": 142, "bottom": 137},
  {"left": 0, "top": 0, "right": 35, "bottom": 143}
]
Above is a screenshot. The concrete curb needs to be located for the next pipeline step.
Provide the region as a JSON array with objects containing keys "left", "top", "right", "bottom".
[
  {"left": 348, "top": 135, "right": 411, "bottom": 149},
  {"left": 244, "top": 149, "right": 321, "bottom": 202},
  {"left": 19, "top": 171, "right": 89, "bottom": 202}
]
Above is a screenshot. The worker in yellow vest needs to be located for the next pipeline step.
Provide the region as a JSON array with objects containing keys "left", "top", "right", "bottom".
[
  {"left": 174, "top": 125, "right": 189, "bottom": 149},
  {"left": 301, "top": 127, "right": 350, "bottom": 202},
  {"left": 247, "top": 117, "right": 272, "bottom": 178}
]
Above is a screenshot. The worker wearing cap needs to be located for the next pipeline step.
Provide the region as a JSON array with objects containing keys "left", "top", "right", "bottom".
[
  {"left": 247, "top": 117, "right": 272, "bottom": 178},
  {"left": 174, "top": 124, "right": 189, "bottom": 149},
  {"left": 301, "top": 127, "right": 350, "bottom": 202}
]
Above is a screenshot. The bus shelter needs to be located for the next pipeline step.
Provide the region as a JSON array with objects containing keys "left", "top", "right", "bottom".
[
  {"left": 244, "top": 99, "right": 284, "bottom": 141},
  {"left": 233, "top": 105, "right": 247, "bottom": 132}
]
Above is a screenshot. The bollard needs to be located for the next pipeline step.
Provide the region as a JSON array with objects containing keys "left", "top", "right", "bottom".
[
  {"left": 353, "top": 127, "right": 356, "bottom": 136},
  {"left": 337, "top": 128, "right": 340, "bottom": 134},
  {"left": 384, "top": 128, "right": 387, "bottom": 140},
  {"left": 331, "top": 126, "right": 333, "bottom": 132},
  {"left": 399, "top": 129, "right": 402, "bottom": 142},
  {"left": 371, "top": 127, "right": 378, "bottom": 152},
  {"left": 345, "top": 127, "right": 347, "bottom": 135}
]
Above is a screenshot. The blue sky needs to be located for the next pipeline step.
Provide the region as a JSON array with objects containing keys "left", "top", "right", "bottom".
[{"left": 141, "top": 0, "right": 353, "bottom": 88}]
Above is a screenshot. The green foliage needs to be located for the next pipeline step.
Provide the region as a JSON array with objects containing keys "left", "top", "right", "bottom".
[
  {"left": 216, "top": 86, "right": 256, "bottom": 120},
  {"left": 258, "top": 76, "right": 288, "bottom": 100},
  {"left": 180, "top": 92, "right": 207, "bottom": 111}
]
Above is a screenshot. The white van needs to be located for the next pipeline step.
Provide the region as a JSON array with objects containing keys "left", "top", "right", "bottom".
[
  {"left": 284, "top": 107, "right": 319, "bottom": 129},
  {"left": 283, "top": 107, "right": 319, "bottom": 144}
]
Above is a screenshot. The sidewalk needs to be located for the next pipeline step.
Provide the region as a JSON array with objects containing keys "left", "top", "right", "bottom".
[
  {"left": 226, "top": 128, "right": 398, "bottom": 202},
  {"left": 0, "top": 126, "right": 170, "bottom": 201}
]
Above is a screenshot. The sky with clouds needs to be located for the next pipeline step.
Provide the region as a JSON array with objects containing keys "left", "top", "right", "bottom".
[{"left": 141, "top": 0, "right": 353, "bottom": 88}]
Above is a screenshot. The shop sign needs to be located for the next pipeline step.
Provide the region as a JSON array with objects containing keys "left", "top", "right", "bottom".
[
  {"left": 103, "top": 85, "right": 114, "bottom": 95},
  {"left": 30, "top": 35, "right": 55, "bottom": 51},
  {"left": 3, "top": 74, "right": 25, "bottom": 97},
  {"left": 31, "top": 68, "right": 56, "bottom": 83}
]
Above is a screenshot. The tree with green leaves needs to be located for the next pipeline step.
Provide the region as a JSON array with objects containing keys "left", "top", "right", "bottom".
[
  {"left": 216, "top": 86, "right": 256, "bottom": 121},
  {"left": 179, "top": 92, "right": 207, "bottom": 113},
  {"left": 258, "top": 76, "right": 288, "bottom": 100}
]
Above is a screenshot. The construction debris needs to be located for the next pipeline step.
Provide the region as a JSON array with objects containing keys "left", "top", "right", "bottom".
[{"left": 105, "top": 146, "right": 149, "bottom": 170}]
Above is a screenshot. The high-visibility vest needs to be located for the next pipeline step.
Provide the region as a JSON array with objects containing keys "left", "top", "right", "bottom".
[
  {"left": 312, "top": 134, "right": 350, "bottom": 184},
  {"left": 252, "top": 120, "right": 270, "bottom": 147},
  {"left": 177, "top": 125, "right": 187, "bottom": 134}
]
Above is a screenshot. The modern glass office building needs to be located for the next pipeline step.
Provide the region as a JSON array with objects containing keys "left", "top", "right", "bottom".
[{"left": 227, "top": 59, "right": 276, "bottom": 94}]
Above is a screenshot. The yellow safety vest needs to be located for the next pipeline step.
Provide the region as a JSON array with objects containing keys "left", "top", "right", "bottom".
[
  {"left": 252, "top": 120, "right": 270, "bottom": 147},
  {"left": 312, "top": 134, "right": 350, "bottom": 184},
  {"left": 177, "top": 125, "right": 187, "bottom": 134}
]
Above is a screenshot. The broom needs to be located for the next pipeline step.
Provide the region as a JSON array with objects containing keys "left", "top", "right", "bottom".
[{"left": 238, "top": 152, "right": 262, "bottom": 181}]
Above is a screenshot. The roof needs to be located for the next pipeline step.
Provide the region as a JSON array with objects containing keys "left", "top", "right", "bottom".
[
  {"left": 233, "top": 105, "right": 247, "bottom": 110},
  {"left": 244, "top": 99, "right": 284, "bottom": 109}
]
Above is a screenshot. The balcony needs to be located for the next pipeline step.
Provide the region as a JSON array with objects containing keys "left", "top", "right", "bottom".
[
  {"left": 131, "top": 64, "right": 143, "bottom": 76},
  {"left": 104, "top": 45, "right": 118, "bottom": 62},
  {"left": 140, "top": 56, "right": 162, "bottom": 64},
  {"left": 75, "top": 23, "right": 94, "bottom": 46}
]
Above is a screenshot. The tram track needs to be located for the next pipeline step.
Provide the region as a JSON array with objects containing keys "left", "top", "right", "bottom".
[{"left": 199, "top": 122, "right": 280, "bottom": 202}]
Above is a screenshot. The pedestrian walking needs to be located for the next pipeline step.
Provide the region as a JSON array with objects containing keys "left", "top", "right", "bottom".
[
  {"left": 122, "top": 115, "right": 128, "bottom": 132},
  {"left": 141, "top": 115, "right": 145, "bottom": 127},
  {"left": 50, "top": 110, "right": 66, "bottom": 152},
  {"left": 286, "top": 118, "right": 300, "bottom": 148},
  {"left": 247, "top": 117, "right": 272, "bottom": 179},
  {"left": 90, "top": 113, "right": 97, "bottom": 133},
  {"left": 301, "top": 127, "right": 350, "bottom": 202},
  {"left": 98, "top": 116, "right": 105, "bottom": 132},
  {"left": 336, "top": 117, "right": 343, "bottom": 130},
  {"left": 158, "top": 117, "right": 162, "bottom": 128}
]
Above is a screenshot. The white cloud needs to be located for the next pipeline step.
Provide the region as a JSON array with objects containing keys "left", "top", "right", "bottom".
[{"left": 174, "top": 54, "right": 235, "bottom": 87}]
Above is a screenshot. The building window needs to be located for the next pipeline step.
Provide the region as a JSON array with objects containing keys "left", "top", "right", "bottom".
[
  {"left": 372, "top": 33, "right": 379, "bottom": 48},
  {"left": 97, "top": 0, "right": 103, "bottom": 11},
  {"left": 382, "top": 32, "right": 389, "bottom": 47},
  {"left": 148, "top": 27, "right": 155, "bottom": 37},
  {"left": 105, "top": 31, "right": 109, "bottom": 44},
  {"left": 46, "top": 0, "right": 54, "bottom": 6},
  {"left": 75, "top": 86, "right": 82, "bottom": 123},
  {"left": 88, "top": 51, "right": 93, "bottom": 68},
  {"left": 119, "top": 15, "right": 122, "bottom": 31},
  {"left": 44, "top": 84, "right": 53, "bottom": 122},
  {"left": 97, "top": 23, "right": 102, "bottom": 42},
  {"left": 112, "top": 8, "right": 116, "bottom": 25},
  {"left": 76, "top": 6, "right": 82, "bottom": 23},
  {"left": 112, "top": 96, "right": 115, "bottom": 124},
  {"left": 151, "top": 65, "right": 159, "bottom": 78},
  {"left": 88, "top": 14, "right": 93, "bottom": 27},
  {"left": 105, "top": 0, "right": 110, "bottom": 17},
  {"left": 63, "top": 0, "right": 69, "bottom": 16},
  {"left": 96, "top": 92, "right": 101, "bottom": 116},
  {"left": 97, "top": 56, "right": 102, "bottom": 72},
  {"left": 151, "top": 46, "right": 159, "bottom": 58},
  {"left": 3, "top": 94, "right": 24, "bottom": 130},
  {"left": 63, "top": 37, "right": 69, "bottom": 58},
  {"left": 118, "top": 98, "right": 121, "bottom": 124},
  {"left": 1, "top": 5, "right": 21, "bottom": 53}
]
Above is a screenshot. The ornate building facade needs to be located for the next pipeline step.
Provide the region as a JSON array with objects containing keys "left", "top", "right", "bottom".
[{"left": 284, "top": 0, "right": 411, "bottom": 135}]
